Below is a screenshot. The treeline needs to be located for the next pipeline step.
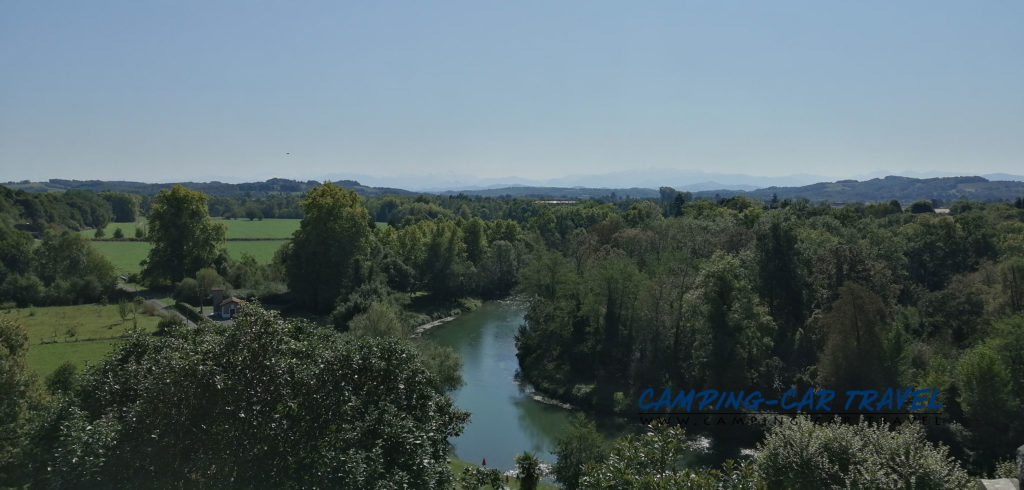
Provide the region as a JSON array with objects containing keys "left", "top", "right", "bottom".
[
  {"left": 5, "top": 177, "right": 415, "bottom": 198},
  {"left": 514, "top": 191, "right": 1024, "bottom": 473},
  {"left": 274, "top": 185, "right": 529, "bottom": 321},
  {"left": 0, "top": 186, "right": 142, "bottom": 232}
]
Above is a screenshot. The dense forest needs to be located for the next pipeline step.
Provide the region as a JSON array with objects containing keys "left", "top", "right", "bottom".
[
  {"left": 513, "top": 193, "right": 1024, "bottom": 475},
  {"left": 2, "top": 180, "right": 1024, "bottom": 487}
]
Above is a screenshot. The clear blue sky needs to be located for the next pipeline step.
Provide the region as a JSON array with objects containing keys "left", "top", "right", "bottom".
[{"left": 2, "top": 1, "right": 1022, "bottom": 184}]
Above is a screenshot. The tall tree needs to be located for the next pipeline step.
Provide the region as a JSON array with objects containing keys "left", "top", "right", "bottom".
[
  {"left": 687, "top": 252, "right": 775, "bottom": 391},
  {"left": 283, "top": 183, "right": 371, "bottom": 312},
  {"left": 99, "top": 192, "right": 141, "bottom": 223},
  {"left": 755, "top": 215, "right": 806, "bottom": 358},
  {"left": 817, "top": 282, "right": 891, "bottom": 392},
  {"left": 553, "top": 414, "right": 609, "bottom": 490},
  {"left": 0, "top": 318, "right": 43, "bottom": 487},
  {"left": 141, "top": 185, "right": 226, "bottom": 284}
]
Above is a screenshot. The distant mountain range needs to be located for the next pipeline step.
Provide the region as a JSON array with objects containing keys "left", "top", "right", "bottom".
[
  {"left": 331, "top": 169, "right": 1024, "bottom": 193},
  {"left": 691, "top": 175, "right": 1024, "bottom": 204},
  {"left": 4, "top": 174, "right": 1024, "bottom": 204}
]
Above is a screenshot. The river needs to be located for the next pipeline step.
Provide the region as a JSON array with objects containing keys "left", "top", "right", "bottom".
[
  {"left": 427, "top": 300, "right": 582, "bottom": 471},
  {"left": 427, "top": 300, "right": 744, "bottom": 474}
]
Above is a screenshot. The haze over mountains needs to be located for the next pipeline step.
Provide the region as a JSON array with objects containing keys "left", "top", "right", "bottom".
[
  {"left": 6, "top": 173, "right": 1024, "bottom": 204},
  {"left": 321, "top": 169, "right": 1024, "bottom": 193}
]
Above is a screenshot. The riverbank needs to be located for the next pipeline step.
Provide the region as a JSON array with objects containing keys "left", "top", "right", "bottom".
[{"left": 412, "top": 315, "right": 456, "bottom": 337}]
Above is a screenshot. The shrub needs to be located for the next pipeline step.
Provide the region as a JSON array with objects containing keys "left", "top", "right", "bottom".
[
  {"left": 173, "top": 278, "right": 201, "bottom": 306},
  {"left": 755, "top": 417, "right": 972, "bottom": 489}
]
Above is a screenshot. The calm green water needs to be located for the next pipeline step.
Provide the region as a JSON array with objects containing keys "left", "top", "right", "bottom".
[
  {"left": 427, "top": 300, "right": 577, "bottom": 471},
  {"left": 428, "top": 301, "right": 738, "bottom": 473}
]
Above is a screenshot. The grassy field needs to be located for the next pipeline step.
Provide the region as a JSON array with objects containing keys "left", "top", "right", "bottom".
[
  {"left": 82, "top": 218, "right": 300, "bottom": 240},
  {"left": 216, "top": 218, "right": 300, "bottom": 239},
  {"left": 91, "top": 240, "right": 286, "bottom": 274},
  {"left": 25, "top": 340, "right": 119, "bottom": 378},
  {"left": 91, "top": 241, "right": 150, "bottom": 274},
  {"left": 226, "top": 240, "right": 287, "bottom": 263},
  {"left": 3, "top": 303, "right": 163, "bottom": 377}
]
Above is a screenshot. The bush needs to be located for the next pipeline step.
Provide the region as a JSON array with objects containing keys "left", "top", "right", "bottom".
[
  {"left": 579, "top": 423, "right": 763, "bottom": 489},
  {"left": 755, "top": 417, "right": 972, "bottom": 489},
  {"left": 112, "top": 228, "right": 124, "bottom": 239},
  {"left": 553, "top": 414, "right": 608, "bottom": 490},
  {"left": 155, "top": 316, "right": 184, "bottom": 336},
  {"left": 44, "top": 362, "right": 79, "bottom": 396},
  {"left": 0, "top": 274, "right": 44, "bottom": 307},
  {"left": 173, "top": 278, "right": 201, "bottom": 306}
]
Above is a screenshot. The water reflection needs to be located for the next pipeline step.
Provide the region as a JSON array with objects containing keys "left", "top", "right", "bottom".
[{"left": 427, "top": 302, "right": 575, "bottom": 471}]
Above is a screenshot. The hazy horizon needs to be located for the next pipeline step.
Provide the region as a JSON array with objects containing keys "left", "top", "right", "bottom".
[{"left": 3, "top": 1, "right": 1022, "bottom": 183}]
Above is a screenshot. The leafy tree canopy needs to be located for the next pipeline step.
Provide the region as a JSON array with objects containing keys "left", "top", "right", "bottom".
[
  {"left": 142, "top": 185, "right": 226, "bottom": 284},
  {"left": 34, "top": 303, "right": 468, "bottom": 488}
]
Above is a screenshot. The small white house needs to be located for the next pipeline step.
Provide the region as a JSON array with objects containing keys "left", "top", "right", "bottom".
[
  {"left": 216, "top": 297, "right": 245, "bottom": 319},
  {"left": 210, "top": 286, "right": 244, "bottom": 320}
]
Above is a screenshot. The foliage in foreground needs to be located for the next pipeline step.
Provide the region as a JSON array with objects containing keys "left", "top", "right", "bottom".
[
  {"left": 553, "top": 414, "right": 609, "bottom": 490},
  {"left": 569, "top": 418, "right": 975, "bottom": 490},
  {"left": 578, "top": 423, "right": 765, "bottom": 490},
  {"left": 0, "top": 318, "right": 43, "bottom": 485},
  {"left": 754, "top": 417, "right": 973, "bottom": 489},
  {"left": 24, "top": 303, "right": 468, "bottom": 489}
]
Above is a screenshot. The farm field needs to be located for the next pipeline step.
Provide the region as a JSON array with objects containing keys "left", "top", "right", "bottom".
[
  {"left": 3, "top": 303, "right": 163, "bottom": 376},
  {"left": 25, "top": 340, "right": 119, "bottom": 378},
  {"left": 91, "top": 241, "right": 149, "bottom": 274},
  {"left": 91, "top": 240, "right": 286, "bottom": 274},
  {"left": 225, "top": 240, "right": 287, "bottom": 263},
  {"left": 216, "top": 218, "right": 301, "bottom": 239},
  {"left": 82, "top": 218, "right": 300, "bottom": 240}
]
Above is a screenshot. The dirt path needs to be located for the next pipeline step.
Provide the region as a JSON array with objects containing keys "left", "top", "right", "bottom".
[{"left": 117, "top": 282, "right": 198, "bottom": 329}]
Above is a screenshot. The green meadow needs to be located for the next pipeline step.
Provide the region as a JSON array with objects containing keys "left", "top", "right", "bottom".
[
  {"left": 82, "top": 218, "right": 295, "bottom": 274},
  {"left": 91, "top": 239, "right": 286, "bottom": 274},
  {"left": 83, "top": 218, "right": 300, "bottom": 240},
  {"left": 216, "top": 218, "right": 301, "bottom": 239},
  {"left": 90, "top": 241, "right": 150, "bottom": 274},
  {"left": 4, "top": 303, "right": 163, "bottom": 377}
]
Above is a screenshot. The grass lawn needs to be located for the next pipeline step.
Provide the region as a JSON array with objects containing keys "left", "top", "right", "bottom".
[
  {"left": 448, "top": 458, "right": 558, "bottom": 489},
  {"left": 3, "top": 303, "right": 162, "bottom": 345},
  {"left": 91, "top": 241, "right": 150, "bottom": 274},
  {"left": 3, "top": 303, "right": 164, "bottom": 377},
  {"left": 91, "top": 240, "right": 285, "bottom": 274},
  {"left": 226, "top": 240, "right": 287, "bottom": 263},
  {"left": 25, "top": 340, "right": 119, "bottom": 378},
  {"left": 216, "top": 218, "right": 300, "bottom": 239}
]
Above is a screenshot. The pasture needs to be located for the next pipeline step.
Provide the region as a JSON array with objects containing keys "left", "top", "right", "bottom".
[
  {"left": 91, "top": 241, "right": 150, "bottom": 274},
  {"left": 217, "top": 218, "right": 301, "bottom": 239},
  {"left": 91, "top": 240, "right": 286, "bottom": 274},
  {"left": 83, "top": 218, "right": 301, "bottom": 240},
  {"left": 3, "top": 303, "right": 163, "bottom": 376}
]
